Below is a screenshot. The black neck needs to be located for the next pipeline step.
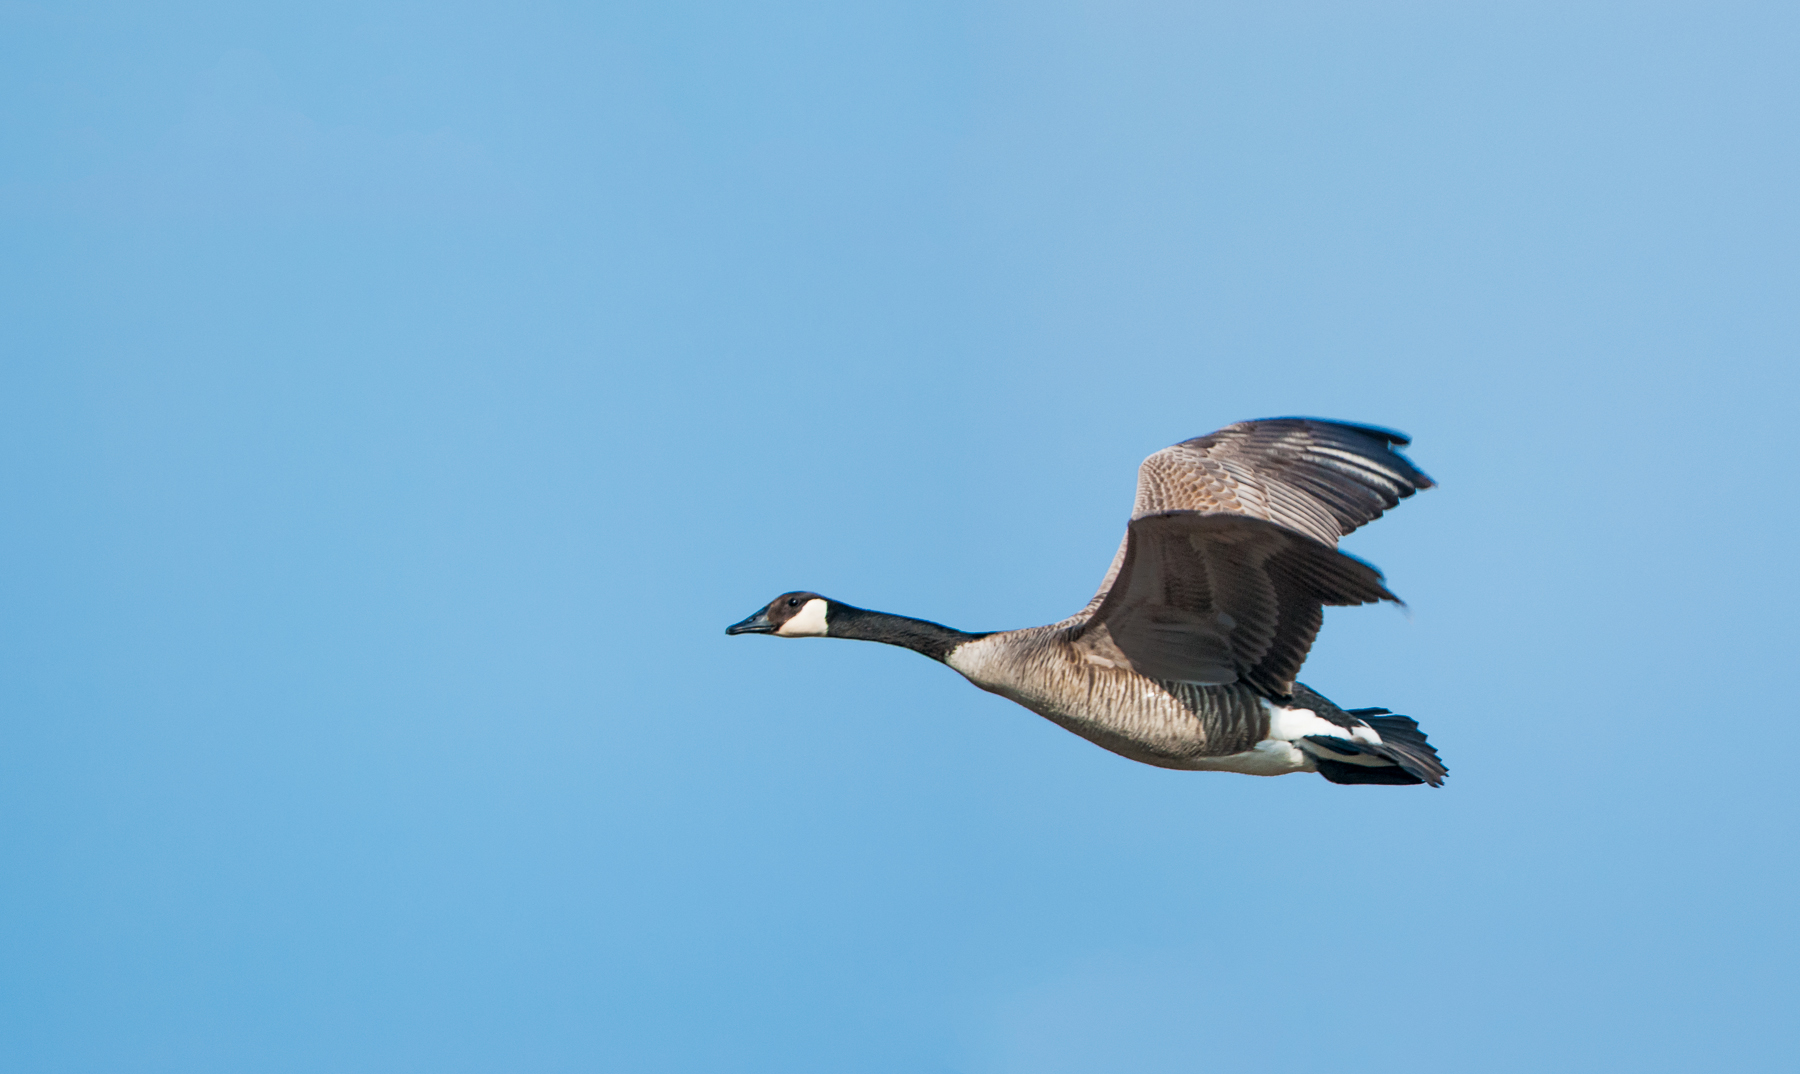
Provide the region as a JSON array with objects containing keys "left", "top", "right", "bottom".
[{"left": 826, "top": 602, "right": 985, "bottom": 662}]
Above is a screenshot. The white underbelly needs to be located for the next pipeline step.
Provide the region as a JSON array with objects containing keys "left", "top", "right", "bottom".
[{"left": 1174, "top": 737, "right": 1316, "bottom": 775}]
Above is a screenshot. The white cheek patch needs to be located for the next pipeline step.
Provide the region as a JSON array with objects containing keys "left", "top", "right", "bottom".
[{"left": 776, "top": 598, "right": 830, "bottom": 637}]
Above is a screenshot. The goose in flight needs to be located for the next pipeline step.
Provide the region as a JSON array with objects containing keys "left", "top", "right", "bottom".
[{"left": 727, "top": 418, "right": 1445, "bottom": 786}]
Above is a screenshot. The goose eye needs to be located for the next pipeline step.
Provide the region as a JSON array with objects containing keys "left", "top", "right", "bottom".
[{"left": 787, "top": 598, "right": 800, "bottom": 607}]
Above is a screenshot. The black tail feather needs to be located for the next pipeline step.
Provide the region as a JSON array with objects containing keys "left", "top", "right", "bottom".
[
  {"left": 1301, "top": 712, "right": 1448, "bottom": 787},
  {"left": 1313, "top": 756, "right": 1426, "bottom": 785},
  {"left": 1288, "top": 687, "right": 1448, "bottom": 788},
  {"left": 1359, "top": 714, "right": 1447, "bottom": 786}
]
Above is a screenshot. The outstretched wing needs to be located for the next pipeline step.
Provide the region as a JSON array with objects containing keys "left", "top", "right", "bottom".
[
  {"left": 1078, "top": 418, "right": 1432, "bottom": 617},
  {"left": 1071, "top": 512, "right": 1397, "bottom": 698},
  {"left": 1133, "top": 418, "right": 1434, "bottom": 545}
]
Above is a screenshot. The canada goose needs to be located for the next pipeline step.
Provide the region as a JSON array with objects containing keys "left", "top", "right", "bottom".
[{"left": 727, "top": 418, "right": 1445, "bottom": 786}]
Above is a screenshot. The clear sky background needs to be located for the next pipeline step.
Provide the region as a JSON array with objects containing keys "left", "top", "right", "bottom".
[{"left": 3, "top": 3, "right": 1797, "bottom": 1072}]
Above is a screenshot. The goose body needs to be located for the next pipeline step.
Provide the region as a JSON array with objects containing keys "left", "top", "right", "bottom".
[{"left": 728, "top": 418, "right": 1446, "bottom": 786}]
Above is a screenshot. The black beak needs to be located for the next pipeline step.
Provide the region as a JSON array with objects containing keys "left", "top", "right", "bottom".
[{"left": 725, "top": 607, "right": 776, "bottom": 635}]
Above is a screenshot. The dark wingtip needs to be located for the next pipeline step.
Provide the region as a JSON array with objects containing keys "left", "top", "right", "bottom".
[
  {"left": 1247, "top": 416, "right": 1437, "bottom": 492},
  {"left": 1253, "top": 415, "right": 1414, "bottom": 446}
]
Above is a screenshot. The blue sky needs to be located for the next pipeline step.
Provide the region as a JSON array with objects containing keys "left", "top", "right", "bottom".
[{"left": 3, "top": 2, "right": 1796, "bottom": 1071}]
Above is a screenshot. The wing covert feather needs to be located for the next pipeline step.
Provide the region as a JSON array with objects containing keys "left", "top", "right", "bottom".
[{"left": 1073, "top": 512, "right": 1397, "bottom": 697}]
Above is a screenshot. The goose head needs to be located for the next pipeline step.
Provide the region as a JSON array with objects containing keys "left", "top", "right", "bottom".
[{"left": 726, "top": 592, "right": 832, "bottom": 637}]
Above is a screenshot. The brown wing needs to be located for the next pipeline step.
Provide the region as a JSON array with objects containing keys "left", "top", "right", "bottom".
[
  {"left": 1134, "top": 418, "right": 1434, "bottom": 545},
  {"left": 1075, "top": 418, "right": 1432, "bottom": 619},
  {"left": 1070, "top": 512, "right": 1397, "bottom": 698}
]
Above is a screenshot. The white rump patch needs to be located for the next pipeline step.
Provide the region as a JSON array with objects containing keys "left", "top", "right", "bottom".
[
  {"left": 776, "top": 598, "right": 830, "bottom": 637},
  {"left": 1264, "top": 701, "right": 1383, "bottom": 746}
]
